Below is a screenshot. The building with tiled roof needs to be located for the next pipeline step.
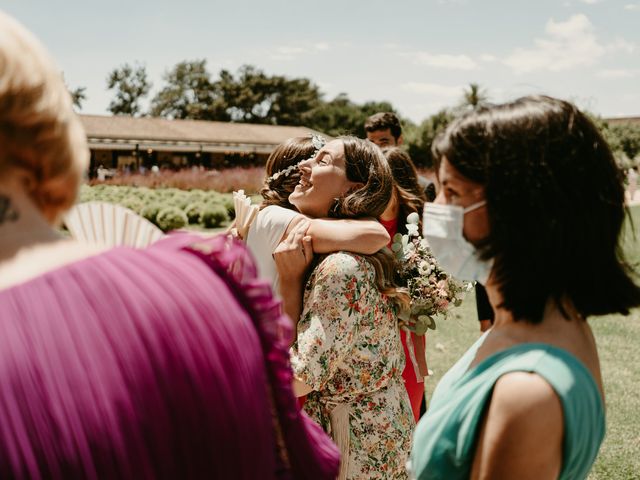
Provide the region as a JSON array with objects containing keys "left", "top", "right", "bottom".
[
  {"left": 604, "top": 116, "right": 640, "bottom": 126},
  {"left": 80, "top": 115, "right": 328, "bottom": 174}
]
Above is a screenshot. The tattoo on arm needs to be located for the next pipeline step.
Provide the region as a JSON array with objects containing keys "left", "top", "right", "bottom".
[{"left": 0, "top": 196, "right": 19, "bottom": 225}]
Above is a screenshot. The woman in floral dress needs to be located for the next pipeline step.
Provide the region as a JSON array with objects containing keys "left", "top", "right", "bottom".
[{"left": 279, "top": 137, "right": 414, "bottom": 479}]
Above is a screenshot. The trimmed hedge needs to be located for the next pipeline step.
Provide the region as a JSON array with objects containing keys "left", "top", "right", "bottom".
[{"left": 78, "top": 185, "right": 234, "bottom": 232}]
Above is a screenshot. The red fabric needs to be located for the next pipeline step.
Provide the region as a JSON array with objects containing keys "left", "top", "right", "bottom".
[
  {"left": 379, "top": 216, "right": 426, "bottom": 421},
  {"left": 379, "top": 217, "right": 399, "bottom": 247},
  {"left": 401, "top": 330, "right": 426, "bottom": 421}
]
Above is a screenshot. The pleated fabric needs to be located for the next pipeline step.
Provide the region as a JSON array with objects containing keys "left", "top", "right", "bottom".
[{"left": 0, "top": 233, "right": 340, "bottom": 479}]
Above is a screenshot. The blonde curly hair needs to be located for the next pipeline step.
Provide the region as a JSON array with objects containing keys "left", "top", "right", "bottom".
[{"left": 0, "top": 11, "right": 88, "bottom": 223}]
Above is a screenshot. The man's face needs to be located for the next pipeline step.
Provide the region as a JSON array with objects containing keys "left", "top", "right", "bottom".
[{"left": 366, "top": 128, "right": 399, "bottom": 147}]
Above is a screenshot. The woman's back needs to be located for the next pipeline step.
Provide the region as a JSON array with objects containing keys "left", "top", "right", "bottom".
[{"left": 0, "top": 234, "right": 339, "bottom": 479}]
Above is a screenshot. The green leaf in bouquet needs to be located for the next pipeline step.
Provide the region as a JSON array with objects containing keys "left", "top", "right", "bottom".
[{"left": 414, "top": 315, "right": 433, "bottom": 335}]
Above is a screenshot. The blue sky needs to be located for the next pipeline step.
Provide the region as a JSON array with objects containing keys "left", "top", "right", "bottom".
[{"left": 4, "top": 0, "right": 639, "bottom": 123}]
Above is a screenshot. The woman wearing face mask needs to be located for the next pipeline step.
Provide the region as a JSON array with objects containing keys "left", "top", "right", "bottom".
[
  {"left": 410, "top": 95, "right": 640, "bottom": 479},
  {"left": 279, "top": 137, "right": 414, "bottom": 480}
]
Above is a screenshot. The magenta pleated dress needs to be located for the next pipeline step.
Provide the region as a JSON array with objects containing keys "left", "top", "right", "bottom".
[{"left": 0, "top": 233, "right": 340, "bottom": 479}]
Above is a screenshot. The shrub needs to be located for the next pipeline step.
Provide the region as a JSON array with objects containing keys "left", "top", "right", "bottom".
[
  {"left": 140, "top": 203, "right": 164, "bottom": 225},
  {"left": 185, "top": 190, "right": 206, "bottom": 204},
  {"left": 156, "top": 206, "right": 188, "bottom": 232},
  {"left": 119, "top": 195, "right": 145, "bottom": 214},
  {"left": 219, "top": 194, "right": 236, "bottom": 220},
  {"left": 199, "top": 204, "right": 229, "bottom": 228},
  {"left": 171, "top": 192, "right": 192, "bottom": 210},
  {"left": 184, "top": 202, "right": 205, "bottom": 224}
]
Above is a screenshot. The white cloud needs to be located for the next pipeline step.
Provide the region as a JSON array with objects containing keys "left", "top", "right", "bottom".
[
  {"left": 269, "top": 45, "right": 307, "bottom": 61},
  {"left": 401, "top": 51, "right": 478, "bottom": 70},
  {"left": 479, "top": 54, "right": 498, "bottom": 62},
  {"left": 597, "top": 69, "right": 638, "bottom": 78},
  {"left": 401, "top": 82, "right": 463, "bottom": 98},
  {"left": 606, "top": 37, "right": 636, "bottom": 53},
  {"left": 580, "top": 0, "right": 603, "bottom": 4},
  {"left": 624, "top": 3, "right": 640, "bottom": 10},
  {"left": 504, "top": 14, "right": 608, "bottom": 73},
  {"left": 269, "top": 43, "right": 332, "bottom": 60}
]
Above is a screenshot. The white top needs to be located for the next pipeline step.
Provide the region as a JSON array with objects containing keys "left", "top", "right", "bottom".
[{"left": 246, "top": 205, "right": 298, "bottom": 295}]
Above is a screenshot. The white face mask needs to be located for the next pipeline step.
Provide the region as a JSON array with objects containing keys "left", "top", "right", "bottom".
[{"left": 422, "top": 201, "right": 493, "bottom": 284}]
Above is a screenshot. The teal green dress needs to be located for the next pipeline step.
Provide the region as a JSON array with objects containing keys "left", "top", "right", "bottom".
[{"left": 409, "top": 334, "right": 605, "bottom": 480}]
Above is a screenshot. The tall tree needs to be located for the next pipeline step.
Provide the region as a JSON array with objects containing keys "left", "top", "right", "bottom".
[
  {"left": 404, "top": 109, "right": 455, "bottom": 168},
  {"left": 62, "top": 73, "right": 86, "bottom": 110},
  {"left": 106, "top": 63, "right": 152, "bottom": 116},
  {"left": 459, "top": 83, "right": 490, "bottom": 110},
  {"left": 69, "top": 86, "right": 87, "bottom": 111},
  {"left": 150, "top": 60, "right": 227, "bottom": 120},
  {"left": 307, "top": 95, "right": 396, "bottom": 137},
  {"left": 218, "top": 65, "right": 322, "bottom": 125}
]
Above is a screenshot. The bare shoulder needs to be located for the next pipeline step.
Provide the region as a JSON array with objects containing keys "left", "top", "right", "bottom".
[
  {"left": 493, "top": 371, "right": 562, "bottom": 415},
  {"left": 471, "top": 372, "right": 563, "bottom": 480}
]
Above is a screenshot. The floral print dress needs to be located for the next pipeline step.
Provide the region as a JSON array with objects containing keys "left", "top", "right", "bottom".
[{"left": 290, "top": 252, "right": 414, "bottom": 480}]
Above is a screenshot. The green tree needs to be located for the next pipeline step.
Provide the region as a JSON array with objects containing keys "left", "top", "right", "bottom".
[
  {"left": 404, "top": 109, "right": 455, "bottom": 168},
  {"left": 150, "top": 60, "right": 227, "bottom": 120},
  {"left": 590, "top": 115, "right": 640, "bottom": 162},
  {"left": 610, "top": 123, "right": 640, "bottom": 160},
  {"left": 106, "top": 63, "right": 152, "bottom": 116},
  {"left": 307, "top": 94, "right": 396, "bottom": 137},
  {"left": 69, "top": 86, "right": 87, "bottom": 111},
  {"left": 63, "top": 74, "right": 86, "bottom": 110},
  {"left": 218, "top": 65, "right": 322, "bottom": 125},
  {"left": 460, "top": 83, "right": 489, "bottom": 110}
]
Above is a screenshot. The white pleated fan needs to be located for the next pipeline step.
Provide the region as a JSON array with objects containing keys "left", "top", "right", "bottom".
[
  {"left": 64, "top": 201, "right": 165, "bottom": 248},
  {"left": 229, "top": 190, "right": 259, "bottom": 240}
]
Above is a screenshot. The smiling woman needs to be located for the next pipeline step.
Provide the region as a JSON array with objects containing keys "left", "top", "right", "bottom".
[
  {"left": 283, "top": 137, "right": 415, "bottom": 480},
  {"left": 289, "top": 139, "right": 362, "bottom": 217}
]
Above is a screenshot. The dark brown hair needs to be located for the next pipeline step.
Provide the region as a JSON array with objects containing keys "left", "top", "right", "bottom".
[
  {"left": 382, "top": 147, "right": 427, "bottom": 235},
  {"left": 432, "top": 95, "right": 640, "bottom": 322},
  {"left": 260, "top": 136, "right": 316, "bottom": 210},
  {"left": 364, "top": 112, "right": 402, "bottom": 141},
  {"left": 328, "top": 136, "right": 408, "bottom": 305}
]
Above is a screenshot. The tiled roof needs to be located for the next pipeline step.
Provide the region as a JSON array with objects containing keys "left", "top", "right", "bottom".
[
  {"left": 80, "top": 115, "right": 330, "bottom": 153},
  {"left": 604, "top": 116, "right": 640, "bottom": 125}
]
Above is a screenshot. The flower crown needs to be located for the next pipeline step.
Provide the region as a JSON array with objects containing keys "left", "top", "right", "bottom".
[{"left": 266, "top": 134, "right": 326, "bottom": 184}]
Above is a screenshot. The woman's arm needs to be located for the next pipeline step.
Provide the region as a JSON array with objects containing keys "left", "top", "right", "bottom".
[
  {"left": 273, "top": 220, "right": 313, "bottom": 327},
  {"left": 289, "top": 253, "right": 365, "bottom": 397},
  {"left": 470, "top": 372, "right": 563, "bottom": 480},
  {"left": 285, "top": 216, "right": 389, "bottom": 255}
]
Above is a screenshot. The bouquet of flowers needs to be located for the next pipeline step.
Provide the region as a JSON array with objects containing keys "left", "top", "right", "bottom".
[{"left": 391, "top": 212, "right": 472, "bottom": 334}]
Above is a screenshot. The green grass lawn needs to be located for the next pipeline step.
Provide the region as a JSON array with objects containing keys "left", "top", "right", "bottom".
[{"left": 424, "top": 205, "right": 640, "bottom": 480}]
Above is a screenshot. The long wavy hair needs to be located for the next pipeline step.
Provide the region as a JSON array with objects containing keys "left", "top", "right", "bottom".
[
  {"left": 260, "top": 136, "right": 316, "bottom": 210},
  {"left": 382, "top": 147, "right": 427, "bottom": 235},
  {"left": 327, "top": 137, "right": 409, "bottom": 305}
]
